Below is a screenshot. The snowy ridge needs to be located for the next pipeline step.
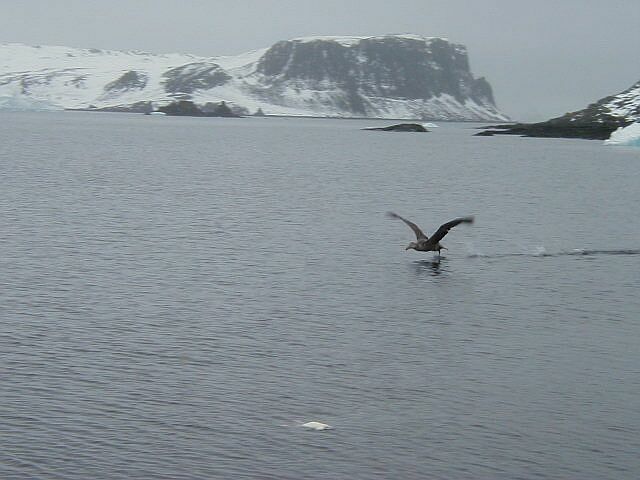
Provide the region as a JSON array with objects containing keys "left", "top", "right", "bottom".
[
  {"left": 603, "top": 81, "right": 640, "bottom": 120},
  {"left": 290, "top": 34, "right": 447, "bottom": 47},
  {"left": 562, "top": 79, "right": 640, "bottom": 126},
  {"left": 0, "top": 37, "right": 508, "bottom": 120}
]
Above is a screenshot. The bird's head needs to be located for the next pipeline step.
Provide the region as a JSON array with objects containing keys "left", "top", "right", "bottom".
[{"left": 405, "top": 242, "right": 418, "bottom": 251}]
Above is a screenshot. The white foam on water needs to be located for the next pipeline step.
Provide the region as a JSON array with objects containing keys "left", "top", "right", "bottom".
[
  {"left": 466, "top": 246, "right": 640, "bottom": 259},
  {"left": 465, "top": 242, "right": 486, "bottom": 258},
  {"left": 533, "top": 246, "right": 548, "bottom": 257}
]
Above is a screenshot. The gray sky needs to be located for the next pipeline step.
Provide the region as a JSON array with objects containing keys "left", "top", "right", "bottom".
[{"left": 1, "top": 0, "right": 638, "bottom": 121}]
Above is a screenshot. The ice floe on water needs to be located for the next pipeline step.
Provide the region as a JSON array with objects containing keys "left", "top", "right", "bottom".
[
  {"left": 301, "top": 421, "right": 332, "bottom": 431},
  {"left": 603, "top": 122, "right": 640, "bottom": 147}
]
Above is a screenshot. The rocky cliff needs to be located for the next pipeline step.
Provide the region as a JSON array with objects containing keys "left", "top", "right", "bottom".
[{"left": 248, "top": 35, "right": 503, "bottom": 120}]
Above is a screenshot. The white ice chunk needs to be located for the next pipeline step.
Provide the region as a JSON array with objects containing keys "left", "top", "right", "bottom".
[
  {"left": 604, "top": 122, "right": 640, "bottom": 146},
  {"left": 302, "top": 421, "right": 332, "bottom": 431}
]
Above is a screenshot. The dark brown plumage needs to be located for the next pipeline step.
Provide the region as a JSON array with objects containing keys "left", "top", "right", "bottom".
[{"left": 387, "top": 212, "right": 474, "bottom": 255}]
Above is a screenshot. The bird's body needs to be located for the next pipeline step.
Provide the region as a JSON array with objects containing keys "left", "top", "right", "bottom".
[{"left": 387, "top": 212, "right": 474, "bottom": 256}]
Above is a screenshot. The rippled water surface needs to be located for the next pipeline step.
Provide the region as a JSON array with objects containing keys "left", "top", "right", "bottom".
[{"left": 2, "top": 112, "right": 640, "bottom": 479}]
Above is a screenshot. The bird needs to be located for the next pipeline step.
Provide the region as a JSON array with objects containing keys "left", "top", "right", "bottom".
[{"left": 387, "top": 212, "right": 474, "bottom": 258}]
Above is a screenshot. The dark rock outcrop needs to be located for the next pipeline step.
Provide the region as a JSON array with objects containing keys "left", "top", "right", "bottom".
[
  {"left": 201, "top": 101, "right": 237, "bottom": 117},
  {"left": 364, "top": 123, "right": 428, "bottom": 132},
  {"left": 156, "top": 100, "right": 239, "bottom": 117},
  {"left": 477, "top": 80, "right": 640, "bottom": 139},
  {"left": 475, "top": 119, "right": 627, "bottom": 140},
  {"left": 162, "top": 62, "right": 231, "bottom": 94},
  {"left": 104, "top": 70, "right": 148, "bottom": 93},
  {"left": 252, "top": 36, "right": 505, "bottom": 120}
]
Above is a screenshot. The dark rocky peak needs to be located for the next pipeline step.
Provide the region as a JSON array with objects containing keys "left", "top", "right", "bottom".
[
  {"left": 254, "top": 35, "right": 496, "bottom": 107},
  {"left": 470, "top": 77, "right": 495, "bottom": 105},
  {"left": 355, "top": 37, "right": 474, "bottom": 101},
  {"left": 104, "top": 70, "right": 148, "bottom": 92},
  {"left": 162, "top": 62, "right": 231, "bottom": 94},
  {"left": 256, "top": 39, "right": 351, "bottom": 80}
]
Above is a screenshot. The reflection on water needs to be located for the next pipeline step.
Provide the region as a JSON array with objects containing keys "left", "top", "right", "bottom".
[{"left": 411, "top": 258, "right": 447, "bottom": 276}]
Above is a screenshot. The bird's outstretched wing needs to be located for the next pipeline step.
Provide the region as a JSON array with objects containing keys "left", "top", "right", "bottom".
[
  {"left": 429, "top": 216, "right": 474, "bottom": 244},
  {"left": 386, "top": 212, "right": 428, "bottom": 240}
]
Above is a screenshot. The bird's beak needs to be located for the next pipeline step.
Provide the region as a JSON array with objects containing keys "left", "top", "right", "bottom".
[{"left": 405, "top": 244, "right": 412, "bottom": 250}]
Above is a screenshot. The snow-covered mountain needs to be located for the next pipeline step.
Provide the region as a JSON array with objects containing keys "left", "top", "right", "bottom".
[{"left": 0, "top": 35, "right": 508, "bottom": 121}]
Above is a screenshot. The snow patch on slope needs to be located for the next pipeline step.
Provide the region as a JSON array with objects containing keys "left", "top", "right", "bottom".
[{"left": 604, "top": 82, "right": 640, "bottom": 119}]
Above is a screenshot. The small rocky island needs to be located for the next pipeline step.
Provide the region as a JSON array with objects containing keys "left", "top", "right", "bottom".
[
  {"left": 364, "top": 123, "right": 429, "bottom": 132},
  {"left": 154, "top": 100, "right": 240, "bottom": 117},
  {"left": 475, "top": 118, "right": 627, "bottom": 140},
  {"left": 477, "top": 80, "right": 640, "bottom": 140}
]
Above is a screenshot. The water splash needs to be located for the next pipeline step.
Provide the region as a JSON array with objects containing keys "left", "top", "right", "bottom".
[
  {"left": 465, "top": 242, "right": 486, "bottom": 258},
  {"left": 467, "top": 248, "right": 640, "bottom": 259},
  {"left": 533, "top": 246, "right": 548, "bottom": 257},
  {"left": 564, "top": 248, "right": 640, "bottom": 256}
]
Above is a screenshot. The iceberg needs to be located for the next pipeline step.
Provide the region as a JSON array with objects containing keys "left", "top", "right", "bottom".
[
  {"left": 0, "top": 94, "right": 62, "bottom": 111},
  {"left": 603, "top": 122, "right": 640, "bottom": 146}
]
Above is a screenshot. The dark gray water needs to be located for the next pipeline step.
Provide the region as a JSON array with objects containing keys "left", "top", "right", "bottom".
[{"left": 2, "top": 111, "right": 640, "bottom": 479}]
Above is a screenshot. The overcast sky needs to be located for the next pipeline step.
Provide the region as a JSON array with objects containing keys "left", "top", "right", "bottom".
[{"left": 1, "top": 0, "right": 638, "bottom": 121}]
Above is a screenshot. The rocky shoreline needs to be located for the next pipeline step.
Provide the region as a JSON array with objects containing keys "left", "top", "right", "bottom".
[
  {"left": 475, "top": 117, "right": 628, "bottom": 140},
  {"left": 477, "top": 80, "right": 639, "bottom": 140}
]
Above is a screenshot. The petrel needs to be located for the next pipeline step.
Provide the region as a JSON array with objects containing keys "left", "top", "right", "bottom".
[{"left": 387, "top": 212, "right": 474, "bottom": 257}]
